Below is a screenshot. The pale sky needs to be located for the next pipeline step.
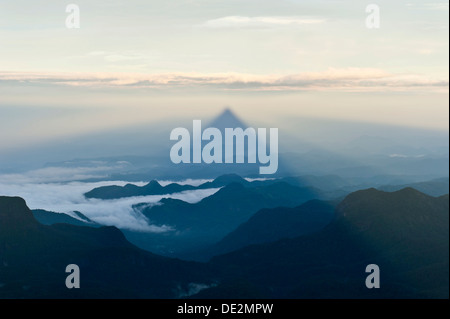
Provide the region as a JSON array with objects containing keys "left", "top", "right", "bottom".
[{"left": 0, "top": 0, "right": 448, "bottom": 150}]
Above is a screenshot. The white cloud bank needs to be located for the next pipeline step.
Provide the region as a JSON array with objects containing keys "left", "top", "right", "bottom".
[{"left": 0, "top": 179, "right": 219, "bottom": 232}]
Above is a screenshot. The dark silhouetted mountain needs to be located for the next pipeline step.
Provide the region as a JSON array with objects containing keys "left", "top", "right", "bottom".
[
  {"left": 0, "top": 196, "right": 37, "bottom": 231},
  {"left": 84, "top": 174, "right": 250, "bottom": 200},
  {"left": 2, "top": 185, "right": 448, "bottom": 299},
  {"left": 378, "top": 177, "right": 449, "bottom": 197},
  {"left": 127, "top": 182, "right": 321, "bottom": 257},
  {"left": 84, "top": 180, "right": 197, "bottom": 199},
  {"left": 84, "top": 174, "right": 276, "bottom": 200},
  {"left": 206, "top": 200, "right": 335, "bottom": 258},
  {"left": 0, "top": 196, "right": 215, "bottom": 298},
  {"left": 194, "top": 188, "right": 449, "bottom": 299},
  {"left": 32, "top": 209, "right": 98, "bottom": 227}
]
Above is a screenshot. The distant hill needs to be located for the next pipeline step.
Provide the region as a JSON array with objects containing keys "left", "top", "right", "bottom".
[
  {"left": 196, "top": 174, "right": 249, "bottom": 188},
  {"left": 84, "top": 174, "right": 250, "bottom": 200},
  {"left": 378, "top": 177, "right": 449, "bottom": 197},
  {"left": 1, "top": 186, "right": 448, "bottom": 298},
  {"left": 84, "top": 173, "right": 361, "bottom": 201},
  {"left": 195, "top": 187, "right": 449, "bottom": 298},
  {"left": 32, "top": 209, "right": 98, "bottom": 227},
  {"left": 84, "top": 180, "right": 197, "bottom": 199},
  {"left": 0, "top": 196, "right": 215, "bottom": 298},
  {"left": 278, "top": 175, "right": 350, "bottom": 191},
  {"left": 204, "top": 200, "right": 335, "bottom": 258},
  {"left": 126, "top": 181, "right": 321, "bottom": 257},
  {"left": 84, "top": 172, "right": 329, "bottom": 200}
]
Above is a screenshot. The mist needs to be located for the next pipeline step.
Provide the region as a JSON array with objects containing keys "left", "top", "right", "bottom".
[{"left": 0, "top": 179, "right": 220, "bottom": 232}]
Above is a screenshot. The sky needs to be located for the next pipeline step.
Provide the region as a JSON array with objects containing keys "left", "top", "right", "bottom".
[{"left": 0, "top": 0, "right": 448, "bottom": 154}]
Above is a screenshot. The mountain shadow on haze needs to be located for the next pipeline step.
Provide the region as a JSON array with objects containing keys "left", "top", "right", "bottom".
[
  {"left": 0, "top": 196, "right": 216, "bottom": 298},
  {"left": 207, "top": 108, "right": 248, "bottom": 130},
  {"left": 194, "top": 188, "right": 449, "bottom": 299},
  {"left": 84, "top": 172, "right": 380, "bottom": 202}
]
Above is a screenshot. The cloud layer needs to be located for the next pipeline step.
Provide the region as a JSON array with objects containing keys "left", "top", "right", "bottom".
[
  {"left": 1, "top": 68, "right": 447, "bottom": 92},
  {"left": 0, "top": 179, "right": 219, "bottom": 232}
]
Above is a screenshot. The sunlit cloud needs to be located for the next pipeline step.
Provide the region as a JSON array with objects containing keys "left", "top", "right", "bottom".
[{"left": 1, "top": 68, "right": 447, "bottom": 92}]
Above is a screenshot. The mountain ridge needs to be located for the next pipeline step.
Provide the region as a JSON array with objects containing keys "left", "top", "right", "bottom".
[
  {"left": 84, "top": 174, "right": 249, "bottom": 199},
  {"left": 125, "top": 181, "right": 321, "bottom": 257},
  {"left": 197, "top": 187, "right": 449, "bottom": 298},
  {"left": 0, "top": 196, "right": 216, "bottom": 298}
]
